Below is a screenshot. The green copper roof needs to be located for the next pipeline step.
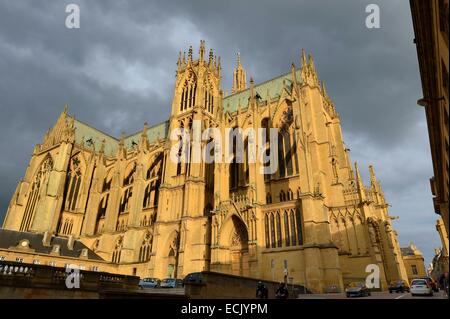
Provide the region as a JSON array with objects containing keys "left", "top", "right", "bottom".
[
  {"left": 74, "top": 119, "right": 119, "bottom": 156},
  {"left": 222, "top": 69, "right": 301, "bottom": 113},
  {"left": 70, "top": 68, "right": 300, "bottom": 157},
  {"left": 124, "top": 121, "right": 169, "bottom": 149},
  {"left": 73, "top": 119, "right": 169, "bottom": 157}
]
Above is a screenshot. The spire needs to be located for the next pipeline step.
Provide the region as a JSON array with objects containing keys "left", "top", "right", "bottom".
[
  {"left": 354, "top": 161, "right": 367, "bottom": 202},
  {"left": 142, "top": 122, "right": 149, "bottom": 138},
  {"left": 369, "top": 164, "right": 385, "bottom": 202},
  {"left": 217, "top": 56, "right": 221, "bottom": 76},
  {"left": 59, "top": 107, "right": 75, "bottom": 143},
  {"left": 308, "top": 54, "right": 316, "bottom": 75},
  {"left": 369, "top": 165, "right": 378, "bottom": 187},
  {"left": 355, "top": 162, "right": 363, "bottom": 186},
  {"left": 300, "top": 50, "right": 319, "bottom": 87},
  {"left": 301, "top": 49, "right": 307, "bottom": 68},
  {"left": 300, "top": 49, "right": 310, "bottom": 86},
  {"left": 232, "top": 52, "right": 247, "bottom": 94},
  {"left": 188, "top": 46, "right": 193, "bottom": 63},
  {"left": 119, "top": 131, "right": 125, "bottom": 146},
  {"left": 99, "top": 139, "right": 105, "bottom": 154},
  {"left": 322, "top": 81, "right": 328, "bottom": 97},
  {"left": 199, "top": 40, "right": 205, "bottom": 61},
  {"left": 177, "top": 51, "right": 182, "bottom": 71},
  {"left": 118, "top": 131, "right": 126, "bottom": 159},
  {"left": 249, "top": 77, "right": 256, "bottom": 110},
  {"left": 208, "top": 48, "right": 213, "bottom": 66},
  {"left": 291, "top": 63, "right": 298, "bottom": 86},
  {"left": 139, "top": 122, "right": 149, "bottom": 150}
]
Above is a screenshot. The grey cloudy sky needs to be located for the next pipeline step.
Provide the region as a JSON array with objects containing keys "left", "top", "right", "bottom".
[{"left": 0, "top": 0, "right": 441, "bottom": 265}]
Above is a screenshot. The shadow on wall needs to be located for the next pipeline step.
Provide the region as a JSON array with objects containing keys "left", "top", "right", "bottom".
[{"left": 184, "top": 271, "right": 312, "bottom": 299}]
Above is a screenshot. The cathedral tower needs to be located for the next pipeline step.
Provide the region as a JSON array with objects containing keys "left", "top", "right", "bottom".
[
  {"left": 150, "top": 40, "right": 222, "bottom": 278},
  {"left": 231, "top": 53, "right": 247, "bottom": 94}
]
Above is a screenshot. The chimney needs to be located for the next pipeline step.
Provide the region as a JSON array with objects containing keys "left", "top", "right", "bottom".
[
  {"left": 67, "top": 235, "right": 75, "bottom": 251},
  {"left": 42, "top": 231, "right": 53, "bottom": 247}
]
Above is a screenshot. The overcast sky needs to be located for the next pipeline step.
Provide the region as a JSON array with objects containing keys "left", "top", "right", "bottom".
[{"left": 0, "top": 0, "right": 441, "bottom": 266}]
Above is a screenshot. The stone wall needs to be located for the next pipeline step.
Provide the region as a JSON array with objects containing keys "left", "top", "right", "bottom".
[
  {"left": 184, "top": 271, "right": 310, "bottom": 299},
  {"left": 0, "top": 260, "right": 139, "bottom": 299}
]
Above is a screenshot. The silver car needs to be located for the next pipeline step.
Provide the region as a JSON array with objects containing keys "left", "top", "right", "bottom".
[
  {"left": 410, "top": 279, "right": 433, "bottom": 296},
  {"left": 138, "top": 277, "right": 160, "bottom": 289},
  {"left": 160, "top": 278, "right": 183, "bottom": 288}
]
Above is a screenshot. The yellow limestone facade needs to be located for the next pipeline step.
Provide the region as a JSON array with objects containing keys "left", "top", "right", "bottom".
[{"left": 2, "top": 42, "right": 408, "bottom": 293}]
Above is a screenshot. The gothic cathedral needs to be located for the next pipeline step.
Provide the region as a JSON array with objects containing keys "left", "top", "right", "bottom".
[{"left": 2, "top": 41, "right": 408, "bottom": 293}]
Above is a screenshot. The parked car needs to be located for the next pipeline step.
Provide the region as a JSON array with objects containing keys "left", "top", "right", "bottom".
[
  {"left": 345, "top": 282, "right": 371, "bottom": 298},
  {"left": 183, "top": 272, "right": 203, "bottom": 285},
  {"left": 417, "top": 277, "right": 439, "bottom": 292},
  {"left": 160, "top": 278, "right": 184, "bottom": 288},
  {"left": 410, "top": 279, "right": 433, "bottom": 296},
  {"left": 138, "top": 277, "right": 160, "bottom": 289},
  {"left": 388, "top": 280, "right": 410, "bottom": 293}
]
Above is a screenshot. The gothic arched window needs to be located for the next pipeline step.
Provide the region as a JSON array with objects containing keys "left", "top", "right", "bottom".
[
  {"left": 276, "top": 212, "right": 282, "bottom": 247},
  {"left": 120, "top": 164, "right": 135, "bottom": 214},
  {"left": 61, "top": 219, "right": 68, "bottom": 235},
  {"left": 20, "top": 155, "right": 53, "bottom": 231},
  {"left": 276, "top": 114, "right": 298, "bottom": 178},
  {"left": 266, "top": 193, "right": 272, "bottom": 204},
  {"left": 180, "top": 77, "right": 197, "bottom": 111},
  {"left": 296, "top": 208, "right": 303, "bottom": 245},
  {"left": 139, "top": 232, "right": 153, "bottom": 262},
  {"left": 64, "top": 156, "right": 83, "bottom": 212},
  {"left": 270, "top": 213, "right": 276, "bottom": 248},
  {"left": 68, "top": 219, "right": 73, "bottom": 234},
  {"left": 112, "top": 237, "right": 123, "bottom": 263},
  {"left": 290, "top": 209, "right": 297, "bottom": 246},
  {"left": 96, "top": 192, "right": 109, "bottom": 234},
  {"left": 143, "top": 183, "right": 150, "bottom": 208},
  {"left": 280, "top": 190, "right": 286, "bottom": 202},
  {"left": 261, "top": 118, "right": 271, "bottom": 182},
  {"left": 141, "top": 215, "right": 147, "bottom": 227},
  {"left": 287, "top": 189, "right": 294, "bottom": 201},
  {"left": 278, "top": 132, "right": 286, "bottom": 177},
  {"left": 284, "top": 211, "right": 290, "bottom": 247},
  {"left": 244, "top": 137, "right": 249, "bottom": 184}
]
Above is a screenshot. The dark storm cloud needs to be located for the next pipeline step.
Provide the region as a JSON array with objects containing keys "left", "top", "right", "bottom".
[{"left": 0, "top": 0, "right": 440, "bottom": 264}]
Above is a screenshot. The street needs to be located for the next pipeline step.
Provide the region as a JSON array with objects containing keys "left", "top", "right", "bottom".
[
  {"left": 297, "top": 290, "right": 448, "bottom": 299},
  {"left": 137, "top": 287, "right": 448, "bottom": 299}
]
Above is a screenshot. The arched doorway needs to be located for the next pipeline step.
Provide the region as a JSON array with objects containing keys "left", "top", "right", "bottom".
[
  {"left": 167, "top": 247, "right": 176, "bottom": 278},
  {"left": 226, "top": 215, "right": 249, "bottom": 276},
  {"left": 161, "top": 231, "right": 179, "bottom": 278}
]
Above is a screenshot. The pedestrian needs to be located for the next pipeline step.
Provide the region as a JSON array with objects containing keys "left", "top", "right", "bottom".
[
  {"left": 444, "top": 272, "right": 449, "bottom": 296},
  {"left": 276, "top": 282, "right": 289, "bottom": 299},
  {"left": 256, "top": 281, "right": 268, "bottom": 299},
  {"left": 439, "top": 273, "right": 445, "bottom": 290}
]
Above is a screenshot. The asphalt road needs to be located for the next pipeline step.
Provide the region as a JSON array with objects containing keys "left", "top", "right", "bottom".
[
  {"left": 138, "top": 287, "right": 186, "bottom": 295},
  {"left": 297, "top": 290, "right": 448, "bottom": 299},
  {"left": 137, "top": 287, "right": 448, "bottom": 299}
]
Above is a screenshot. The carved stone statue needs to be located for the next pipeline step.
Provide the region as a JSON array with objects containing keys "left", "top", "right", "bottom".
[
  {"left": 384, "top": 221, "right": 392, "bottom": 233},
  {"left": 368, "top": 222, "right": 377, "bottom": 246}
]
